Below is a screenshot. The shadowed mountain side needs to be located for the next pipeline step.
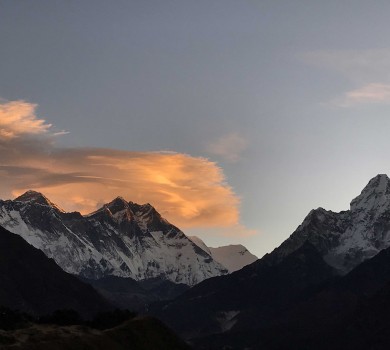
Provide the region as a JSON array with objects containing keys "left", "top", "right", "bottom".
[
  {"left": 152, "top": 242, "right": 337, "bottom": 339},
  {"left": 264, "top": 245, "right": 390, "bottom": 350},
  {"left": 338, "top": 280, "right": 390, "bottom": 349},
  {"left": 0, "top": 225, "right": 112, "bottom": 318},
  {"left": 193, "top": 245, "right": 390, "bottom": 349},
  {"left": 0, "top": 316, "right": 191, "bottom": 350},
  {"left": 139, "top": 277, "right": 190, "bottom": 301},
  {"left": 81, "top": 276, "right": 189, "bottom": 311}
]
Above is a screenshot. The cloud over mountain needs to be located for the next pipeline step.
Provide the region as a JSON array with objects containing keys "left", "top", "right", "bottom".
[{"left": 0, "top": 100, "right": 244, "bottom": 231}]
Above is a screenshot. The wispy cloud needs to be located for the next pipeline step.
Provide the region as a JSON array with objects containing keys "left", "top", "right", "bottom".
[
  {"left": 208, "top": 132, "right": 248, "bottom": 163},
  {"left": 0, "top": 100, "right": 252, "bottom": 235},
  {"left": 338, "top": 83, "right": 390, "bottom": 107},
  {"left": 300, "top": 49, "right": 390, "bottom": 107}
]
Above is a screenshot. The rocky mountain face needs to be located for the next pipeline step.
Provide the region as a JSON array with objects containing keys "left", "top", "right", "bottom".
[
  {"left": 268, "top": 174, "right": 390, "bottom": 274},
  {"left": 0, "top": 225, "right": 112, "bottom": 317},
  {"left": 189, "top": 236, "right": 258, "bottom": 272},
  {"left": 0, "top": 191, "right": 227, "bottom": 286}
]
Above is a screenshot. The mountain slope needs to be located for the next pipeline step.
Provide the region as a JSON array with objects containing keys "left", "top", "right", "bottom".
[
  {"left": 189, "top": 236, "right": 258, "bottom": 272},
  {"left": 268, "top": 174, "right": 390, "bottom": 274},
  {"left": 0, "top": 191, "right": 227, "bottom": 285},
  {"left": 0, "top": 225, "right": 112, "bottom": 317}
]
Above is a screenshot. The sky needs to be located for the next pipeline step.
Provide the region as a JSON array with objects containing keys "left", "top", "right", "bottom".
[{"left": 2, "top": 1, "right": 390, "bottom": 258}]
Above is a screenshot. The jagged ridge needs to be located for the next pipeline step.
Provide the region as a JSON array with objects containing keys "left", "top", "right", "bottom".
[{"left": 0, "top": 192, "right": 227, "bottom": 286}]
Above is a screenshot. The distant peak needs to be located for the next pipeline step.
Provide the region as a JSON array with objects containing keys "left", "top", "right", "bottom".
[
  {"left": 14, "top": 190, "right": 63, "bottom": 211},
  {"left": 86, "top": 196, "right": 133, "bottom": 221},
  {"left": 350, "top": 174, "right": 390, "bottom": 213},
  {"left": 110, "top": 196, "right": 128, "bottom": 206},
  {"left": 15, "top": 190, "right": 49, "bottom": 203},
  {"left": 104, "top": 196, "right": 130, "bottom": 214}
]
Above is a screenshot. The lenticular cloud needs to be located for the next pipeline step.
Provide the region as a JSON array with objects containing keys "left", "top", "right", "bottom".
[{"left": 0, "top": 99, "right": 244, "bottom": 231}]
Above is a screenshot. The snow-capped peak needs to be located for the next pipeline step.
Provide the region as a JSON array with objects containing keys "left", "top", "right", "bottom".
[
  {"left": 0, "top": 192, "right": 227, "bottom": 285},
  {"left": 86, "top": 196, "right": 134, "bottom": 224},
  {"left": 269, "top": 174, "right": 390, "bottom": 274},
  {"left": 209, "top": 245, "right": 258, "bottom": 272},
  {"left": 14, "top": 190, "right": 63, "bottom": 211},
  {"left": 189, "top": 236, "right": 258, "bottom": 272},
  {"left": 350, "top": 174, "right": 390, "bottom": 214}
]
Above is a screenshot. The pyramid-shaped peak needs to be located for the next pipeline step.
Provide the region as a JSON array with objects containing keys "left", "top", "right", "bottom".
[
  {"left": 16, "top": 190, "right": 51, "bottom": 205},
  {"left": 104, "top": 196, "right": 130, "bottom": 214},
  {"left": 109, "top": 196, "right": 128, "bottom": 206},
  {"left": 86, "top": 196, "right": 132, "bottom": 218},
  {"left": 350, "top": 174, "right": 390, "bottom": 212},
  {"left": 14, "top": 190, "right": 63, "bottom": 211}
]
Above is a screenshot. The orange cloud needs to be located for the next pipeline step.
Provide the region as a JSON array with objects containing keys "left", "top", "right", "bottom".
[
  {"left": 0, "top": 100, "right": 51, "bottom": 139},
  {"left": 0, "top": 100, "right": 247, "bottom": 231}
]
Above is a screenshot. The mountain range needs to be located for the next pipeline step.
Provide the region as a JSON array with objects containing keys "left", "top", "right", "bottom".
[
  {"left": 0, "top": 191, "right": 230, "bottom": 286},
  {"left": 3, "top": 174, "right": 390, "bottom": 349}
]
